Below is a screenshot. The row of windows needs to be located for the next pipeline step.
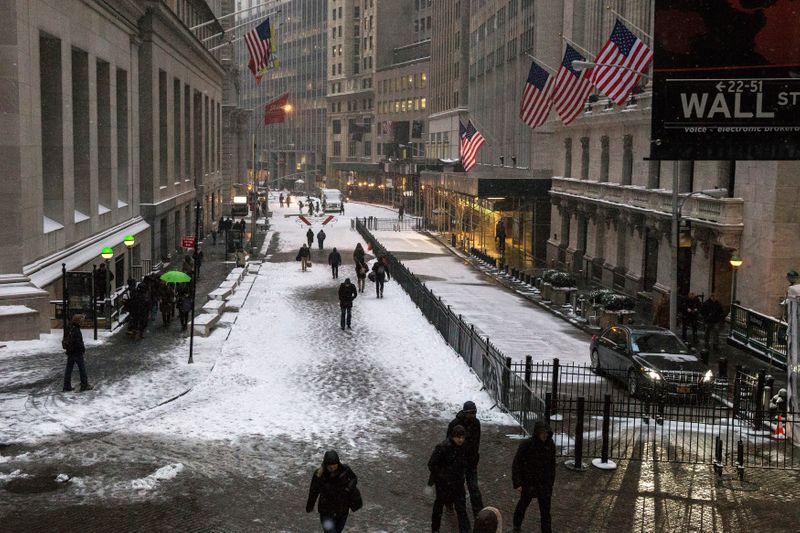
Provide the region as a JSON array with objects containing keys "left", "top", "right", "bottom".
[
  {"left": 378, "top": 98, "right": 427, "bottom": 114},
  {"left": 563, "top": 135, "right": 635, "bottom": 185},
  {"left": 414, "top": 16, "right": 432, "bottom": 33},
  {"left": 378, "top": 72, "right": 428, "bottom": 94},
  {"left": 329, "top": 98, "right": 374, "bottom": 113}
]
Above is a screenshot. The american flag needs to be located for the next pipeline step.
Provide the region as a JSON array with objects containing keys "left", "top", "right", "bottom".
[
  {"left": 459, "top": 121, "right": 485, "bottom": 173},
  {"left": 520, "top": 61, "right": 554, "bottom": 129},
  {"left": 591, "top": 20, "right": 653, "bottom": 105},
  {"left": 552, "top": 45, "right": 594, "bottom": 125},
  {"left": 245, "top": 18, "right": 274, "bottom": 81}
]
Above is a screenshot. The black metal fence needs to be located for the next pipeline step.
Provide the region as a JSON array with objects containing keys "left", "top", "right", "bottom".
[
  {"left": 355, "top": 220, "right": 799, "bottom": 470},
  {"left": 729, "top": 304, "right": 788, "bottom": 369},
  {"left": 352, "top": 216, "right": 422, "bottom": 232}
]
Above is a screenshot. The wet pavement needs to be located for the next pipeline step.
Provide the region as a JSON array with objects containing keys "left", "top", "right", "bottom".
[{"left": 1, "top": 204, "right": 798, "bottom": 532}]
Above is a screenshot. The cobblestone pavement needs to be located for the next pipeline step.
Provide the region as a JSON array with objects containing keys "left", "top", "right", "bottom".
[{"left": 1, "top": 210, "right": 798, "bottom": 532}]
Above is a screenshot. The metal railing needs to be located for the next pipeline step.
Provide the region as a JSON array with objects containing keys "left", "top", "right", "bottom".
[
  {"left": 356, "top": 219, "right": 799, "bottom": 469},
  {"left": 729, "top": 304, "right": 788, "bottom": 369},
  {"left": 352, "top": 216, "right": 422, "bottom": 231}
]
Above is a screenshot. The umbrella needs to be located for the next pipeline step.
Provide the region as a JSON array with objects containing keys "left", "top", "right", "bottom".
[{"left": 160, "top": 271, "right": 192, "bottom": 283}]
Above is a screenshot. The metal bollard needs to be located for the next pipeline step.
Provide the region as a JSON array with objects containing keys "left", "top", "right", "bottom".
[
  {"left": 737, "top": 439, "right": 745, "bottom": 481},
  {"left": 565, "top": 396, "right": 587, "bottom": 471},
  {"left": 713, "top": 435, "right": 724, "bottom": 477},
  {"left": 592, "top": 394, "right": 617, "bottom": 470},
  {"left": 524, "top": 355, "right": 533, "bottom": 387},
  {"left": 544, "top": 392, "right": 552, "bottom": 424},
  {"left": 550, "top": 358, "right": 562, "bottom": 421}
]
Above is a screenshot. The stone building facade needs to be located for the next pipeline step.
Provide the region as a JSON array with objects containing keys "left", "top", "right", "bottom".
[{"left": 0, "top": 0, "right": 226, "bottom": 340}]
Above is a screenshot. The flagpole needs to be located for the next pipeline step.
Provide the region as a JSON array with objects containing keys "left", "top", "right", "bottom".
[
  {"left": 466, "top": 116, "right": 501, "bottom": 146},
  {"left": 202, "top": 10, "right": 280, "bottom": 43},
  {"left": 524, "top": 53, "right": 558, "bottom": 75},
  {"left": 606, "top": 9, "right": 653, "bottom": 42},
  {"left": 190, "top": 1, "right": 279, "bottom": 30},
  {"left": 558, "top": 34, "right": 595, "bottom": 59}
]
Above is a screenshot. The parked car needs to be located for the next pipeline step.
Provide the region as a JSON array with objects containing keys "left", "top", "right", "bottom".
[{"left": 589, "top": 325, "right": 714, "bottom": 400}]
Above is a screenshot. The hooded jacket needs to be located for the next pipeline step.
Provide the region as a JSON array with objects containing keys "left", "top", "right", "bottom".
[
  {"left": 447, "top": 409, "right": 481, "bottom": 466},
  {"left": 306, "top": 451, "right": 358, "bottom": 514},
  {"left": 512, "top": 421, "right": 556, "bottom": 491},
  {"left": 427, "top": 438, "right": 467, "bottom": 497}
]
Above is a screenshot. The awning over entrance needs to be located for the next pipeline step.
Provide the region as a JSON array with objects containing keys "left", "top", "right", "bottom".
[{"left": 25, "top": 217, "right": 151, "bottom": 289}]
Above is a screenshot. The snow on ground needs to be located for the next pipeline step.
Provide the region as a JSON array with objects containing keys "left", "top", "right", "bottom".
[
  {"left": 132, "top": 202, "right": 512, "bottom": 462},
  {"left": 370, "top": 228, "right": 591, "bottom": 363}
]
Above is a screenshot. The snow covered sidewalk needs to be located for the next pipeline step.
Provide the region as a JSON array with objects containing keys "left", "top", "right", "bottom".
[{"left": 370, "top": 228, "right": 591, "bottom": 363}]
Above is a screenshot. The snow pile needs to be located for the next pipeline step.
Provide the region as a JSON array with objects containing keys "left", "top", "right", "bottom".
[
  {"left": 0, "top": 469, "right": 29, "bottom": 483},
  {"left": 130, "top": 463, "right": 184, "bottom": 491}
]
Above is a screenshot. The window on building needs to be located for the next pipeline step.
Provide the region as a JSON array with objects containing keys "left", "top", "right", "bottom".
[
  {"left": 333, "top": 120, "right": 341, "bottom": 134},
  {"left": 647, "top": 160, "right": 661, "bottom": 189},
  {"left": 580, "top": 137, "right": 589, "bottom": 180},
  {"left": 622, "top": 135, "right": 633, "bottom": 185},
  {"left": 354, "top": 6, "right": 360, "bottom": 18},
  {"left": 364, "top": 141, "right": 371, "bottom": 156},
  {"left": 564, "top": 138, "right": 572, "bottom": 178},
  {"left": 348, "top": 140, "right": 356, "bottom": 157},
  {"left": 600, "top": 136, "right": 609, "bottom": 182},
  {"left": 421, "top": 97, "right": 427, "bottom": 109},
  {"left": 333, "top": 141, "right": 341, "bottom": 156}
]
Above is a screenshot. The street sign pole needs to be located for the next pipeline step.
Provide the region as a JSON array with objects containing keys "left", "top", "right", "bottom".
[
  {"left": 92, "top": 264, "right": 98, "bottom": 340},
  {"left": 189, "top": 201, "right": 201, "bottom": 364}
]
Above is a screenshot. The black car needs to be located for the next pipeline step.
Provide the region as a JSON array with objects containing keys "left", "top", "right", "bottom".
[{"left": 589, "top": 325, "right": 714, "bottom": 399}]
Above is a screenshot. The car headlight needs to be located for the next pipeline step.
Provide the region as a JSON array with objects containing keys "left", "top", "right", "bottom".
[
  {"left": 644, "top": 369, "right": 662, "bottom": 381},
  {"left": 703, "top": 370, "right": 714, "bottom": 383}
]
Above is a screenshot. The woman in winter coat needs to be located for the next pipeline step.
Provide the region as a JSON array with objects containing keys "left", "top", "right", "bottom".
[
  {"left": 353, "top": 243, "right": 366, "bottom": 268},
  {"left": 306, "top": 450, "right": 358, "bottom": 533}
]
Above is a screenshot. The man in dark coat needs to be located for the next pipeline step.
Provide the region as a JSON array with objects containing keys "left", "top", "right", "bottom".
[
  {"left": 306, "top": 228, "right": 315, "bottom": 248},
  {"left": 297, "top": 243, "right": 311, "bottom": 272},
  {"left": 512, "top": 421, "right": 555, "bottom": 533},
  {"left": 371, "top": 257, "right": 388, "bottom": 299},
  {"left": 428, "top": 425, "right": 471, "bottom": 533},
  {"left": 338, "top": 278, "right": 357, "bottom": 330},
  {"left": 306, "top": 450, "right": 358, "bottom": 533},
  {"left": 447, "top": 401, "right": 483, "bottom": 517},
  {"left": 680, "top": 292, "right": 702, "bottom": 344},
  {"left": 62, "top": 314, "right": 91, "bottom": 392},
  {"left": 701, "top": 293, "right": 726, "bottom": 353},
  {"left": 94, "top": 263, "right": 114, "bottom": 300},
  {"left": 317, "top": 229, "right": 327, "bottom": 250},
  {"left": 328, "top": 247, "right": 342, "bottom": 279}
]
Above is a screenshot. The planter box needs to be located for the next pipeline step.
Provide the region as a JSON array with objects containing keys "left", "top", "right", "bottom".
[
  {"left": 599, "top": 309, "right": 636, "bottom": 329},
  {"left": 550, "top": 286, "right": 577, "bottom": 306}
]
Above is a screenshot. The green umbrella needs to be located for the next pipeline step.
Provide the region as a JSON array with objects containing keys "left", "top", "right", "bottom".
[{"left": 160, "top": 271, "right": 192, "bottom": 283}]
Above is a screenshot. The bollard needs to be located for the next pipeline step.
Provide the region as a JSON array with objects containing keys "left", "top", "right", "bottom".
[
  {"left": 592, "top": 394, "right": 617, "bottom": 470},
  {"left": 544, "top": 392, "right": 552, "bottom": 424},
  {"left": 737, "top": 439, "right": 745, "bottom": 481},
  {"left": 550, "top": 358, "right": 562, "bottom": 421},
  {"left": 524, "top": 355, "right": 533, "bottom": 387},
  {"left": 503, "top": 356, "right": 512, "bottom": 408},
  {"left": 565, "top": 396, "right": 587, "bottom": 471},
  {"left": 713, "top": 435, "right": 724, "bottom": 478}
]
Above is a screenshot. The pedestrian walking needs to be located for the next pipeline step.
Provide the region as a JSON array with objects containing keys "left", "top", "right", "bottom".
[
  {"left": 286, "top": 194, "right": 292, "bottom": 207},
  {"left": 473, "top": 507, "right": 503, "bottom": 533},
  {"left": 159, "top": 281, "right": 175, "bottom": 327},
  {"left": 371, "top": 257, "right": 388, "bottom": 298},
  {"left": 308, "top": 202, "right": 314, "bottom": 216},
  {"left": 398, "top": 204, "right": 405, "bottom": 221},
  {"left": 317, "top": 229, "right": 327, "bottom": 250},
  {"left": 340, "top": 202, "right": 345, "bottom": 215},
  {"left": 338, "top": 278, "right": 357, "bottom": 330},
  {"left": 316, "top": 201, "right": 321, "bottom": 214},
  {"left": 328, "top": 247, "right": 342, "bottom": 279},
  {"left": 94, "top": 263, "right": 114, "bottom": 300},
  {"left": 701, "top": 293, "right": 726, "bottom": 353},
  {"left": 235, "top": 248, "right": 247, "bottom": 268},
  {"left": 428, "top": 425, "right": 471, "bottom": 533},
  {"left": 299, "top": 200, "right": 304, "bottom": 213},
  {"left": 447, "top": 401, "right": 484, "bottom": 518},
  {"left": 680, "top": 292, "right": 702, "bottom": 344},
  {"left": 355, "top": 261, "right": 367, "bottom": 294},
  {"left": 307, "top": 228, "right": 315, "bottom": 248},
  {"left": 652, "top": 293, "right": 670, "bottom": 329},
  {"left": 353, "top": 243, "right": 366, "bottom": 267},
  {"left": 279, "top": 193, "right": 285, "bottom": 207},
  {"left": 297, "top": 243, "right": 311, "bottom": 272},
  {"left": 176, "top": 288, "right": 192, "bottom": 331},
  {"left": 306, "top": 450, "right": 359, "bottom": 533},
  {"left": 511, "top": 421, "right": 555, "bottom": 533},
  {"left": 62, "top": 314, "right": 92, "bottom": 392}
]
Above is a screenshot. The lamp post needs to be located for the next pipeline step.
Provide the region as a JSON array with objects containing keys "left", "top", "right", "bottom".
[
  {"left": 100, "top": 247, "right": 114, "bottom": 329},
  {"left": 123, "top": 234, "right": 135, "bottom": 280},
  {"left": 729, "top": 253, "right": 743, "bottom": 308}
]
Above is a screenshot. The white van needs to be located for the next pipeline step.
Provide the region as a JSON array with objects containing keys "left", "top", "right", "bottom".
[{"left": 321, "top": 189, "right": 343, "bottom": 212}]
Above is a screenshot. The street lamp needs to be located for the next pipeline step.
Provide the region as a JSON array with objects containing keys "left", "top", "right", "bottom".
[
  {"left": 669, "top": 188, "right": 728, "bottom": 332},
  {"left": 729, "top": 253, "right": 743, "bottom": 307},
  {"left": 123, "top": 234, "right": 135, "bottom": 280},
  {"left": 100, "top": 247, "right": 114, "bottom": 329}
]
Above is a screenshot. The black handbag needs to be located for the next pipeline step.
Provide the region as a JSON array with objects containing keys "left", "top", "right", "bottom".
[{"left": 349, "top": 486, "right": 363, "bottom": 511}]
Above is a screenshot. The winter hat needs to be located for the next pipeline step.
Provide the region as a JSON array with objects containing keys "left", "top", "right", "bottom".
[
  {"left": 451, "top": 425, "right": 466, "bottom": 438},
  {"left": 322, "top": 450, "right": 340, "bottom": 465},
  {"left": 473, "top": 507, "right": 503, "bottom": 533},
  {"left": 462, "top": 401, "right": 477, "bottom": 413},
  {"left": 344, "top": 278, "right": 351, "bottom": 283}
]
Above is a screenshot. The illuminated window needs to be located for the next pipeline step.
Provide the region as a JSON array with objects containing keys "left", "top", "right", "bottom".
[{"left": 421, "top": 97, "right": 426, "bottom": 109}]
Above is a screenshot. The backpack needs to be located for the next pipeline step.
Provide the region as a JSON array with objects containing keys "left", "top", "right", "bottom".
[{"left": 375, "top": 263, "right": 386, "bottom": 276}]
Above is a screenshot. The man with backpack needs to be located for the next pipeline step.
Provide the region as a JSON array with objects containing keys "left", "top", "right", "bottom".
[
  {"left": 338, "top": 278, "right": 358, "bottom": 330},
  {"left": 62, "top": 314, "right": 92, "bottom": 392}
]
